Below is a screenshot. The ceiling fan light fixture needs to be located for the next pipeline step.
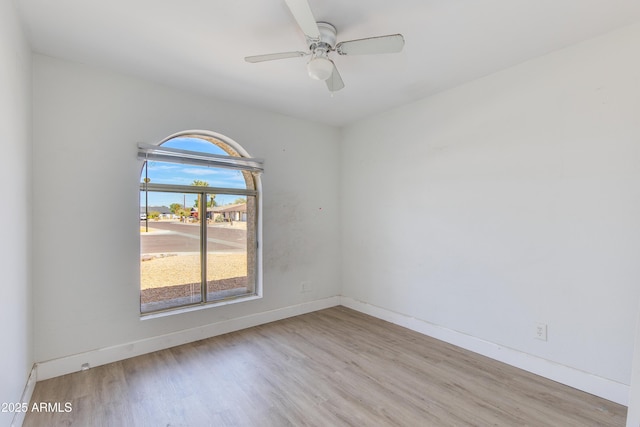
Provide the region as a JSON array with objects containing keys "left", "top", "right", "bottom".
[{"left": 307, "top": 56, "right": 333, "bottom": 81}]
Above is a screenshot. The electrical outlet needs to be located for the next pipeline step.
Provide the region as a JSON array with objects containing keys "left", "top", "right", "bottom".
[
  {"left": 300, "top": 281, "right": 312, "bottom": 293},
  {"left": 535, "top": 323, "right": 548, "bottom": 341}
]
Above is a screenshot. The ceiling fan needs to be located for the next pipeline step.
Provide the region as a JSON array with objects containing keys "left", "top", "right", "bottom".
[{"left": 245, "top": 0, "right": 405, "bottom": 92}]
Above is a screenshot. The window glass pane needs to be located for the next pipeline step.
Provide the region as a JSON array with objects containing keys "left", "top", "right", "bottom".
[
  {"left": 143, "top": 160, "right": 248, "bottom": 189},
  {"left": 139, "top": 133, "right": 260, "bottom": 315},
  {"left": 206, "top": 194, "right": 255, "bottom": 301},
  {"left": 140, "top": 190, "right": 202, "bottom": 313}
]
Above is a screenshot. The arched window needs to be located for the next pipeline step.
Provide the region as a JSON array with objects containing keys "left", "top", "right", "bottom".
[{"left": 138, "top": 130, "right": 262, "bottom": 315}]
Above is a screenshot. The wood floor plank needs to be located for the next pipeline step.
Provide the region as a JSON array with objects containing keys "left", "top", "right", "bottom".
[{"left": 23, "top": 306, "right": 626, "bottom": 426}]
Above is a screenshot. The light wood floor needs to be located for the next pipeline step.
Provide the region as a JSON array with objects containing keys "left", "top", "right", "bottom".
[{"left": 24, "top": 306, "right": 626, "bottom": 426}]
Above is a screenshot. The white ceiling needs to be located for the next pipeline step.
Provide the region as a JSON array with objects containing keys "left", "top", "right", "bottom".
[{"left": 17, "top": 0, "right": 640, "bottom": 127}]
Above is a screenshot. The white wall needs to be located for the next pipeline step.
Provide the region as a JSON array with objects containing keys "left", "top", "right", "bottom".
[
  {"left": 31, "top": 54, "right": 341, "bottom": 366},
  {"left": 341, "top": 22, "right": 640, "bottom": 399},
  {"left": 0, "top": 0, "right": 32, "bottom": 425}
]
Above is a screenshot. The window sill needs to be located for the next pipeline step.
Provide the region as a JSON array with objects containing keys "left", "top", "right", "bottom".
[{"left": 140, "top": 294, "right": 262, "bottom": 320}]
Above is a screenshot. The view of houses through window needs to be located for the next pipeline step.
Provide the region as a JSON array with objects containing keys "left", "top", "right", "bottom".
[{"left": 139, "top": 133, "right": 260, "bottom": 314}]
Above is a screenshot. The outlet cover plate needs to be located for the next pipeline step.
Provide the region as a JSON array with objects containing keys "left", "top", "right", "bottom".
[{"left": 535, "top": 323, "right": 548, "bottom": 341}]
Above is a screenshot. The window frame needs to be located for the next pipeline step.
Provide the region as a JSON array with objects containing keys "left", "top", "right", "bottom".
[{"left": 137, "top": 130, "right": 263, "bottom": 318}]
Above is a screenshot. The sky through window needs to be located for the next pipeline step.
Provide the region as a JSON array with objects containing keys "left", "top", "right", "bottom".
[{"left": 140, "top": 137, "right": 248, "bottom": 208}]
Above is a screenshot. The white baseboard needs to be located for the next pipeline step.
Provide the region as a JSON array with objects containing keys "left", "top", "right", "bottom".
[
  {"left": 33, "top": 295, "right": 629, "bottom": 406},
  {"left": 340, "top": 296, "right": 629, "bottom": 406},
  {"left": 11, "top": 365, "right": 37, "bottom": 427},
  {"left": 36, "top": 296, "right": 340, "bottom": 381}
]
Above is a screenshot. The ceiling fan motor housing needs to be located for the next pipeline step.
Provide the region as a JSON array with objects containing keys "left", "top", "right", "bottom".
[{"left": 308, "top": 22, "right": 337, "bottom": 52}]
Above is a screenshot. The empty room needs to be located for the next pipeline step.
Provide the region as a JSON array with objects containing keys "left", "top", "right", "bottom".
[{"left": 4, "top": 0, "right": 640, "bottom": 425}]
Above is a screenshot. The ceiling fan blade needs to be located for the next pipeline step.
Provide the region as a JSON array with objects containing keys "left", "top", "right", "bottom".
[
  {"left": 245, "top": 51, "right": 307, "bottom": 63},
  {"left": 325, "top": 62, "right": 344, "bottom": 92},
  {"left": 336, "top": 34, "right": 405, "bottom": 55},
  {"left": 283, "top": 0, "right": 320, "bottom": 39}
]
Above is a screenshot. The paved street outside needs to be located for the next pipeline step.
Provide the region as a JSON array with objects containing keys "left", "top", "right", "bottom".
[{"left": 140, "top": 220, "right": 247, "bottom": 254}]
